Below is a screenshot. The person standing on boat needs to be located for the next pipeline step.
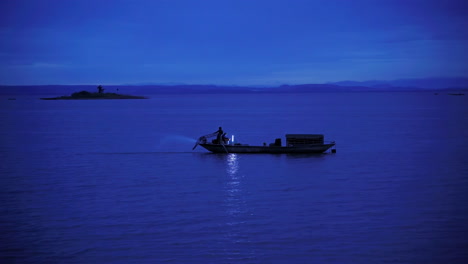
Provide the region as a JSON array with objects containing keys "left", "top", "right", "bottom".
[
  {"left": 216, "top": 127, "right": 224, "bottom": 144},
  {"left": 222, "top": 133, "right": 229, "bottom": 144}
]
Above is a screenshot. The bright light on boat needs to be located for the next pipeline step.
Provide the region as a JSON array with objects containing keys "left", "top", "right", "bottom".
[{"left": 231, "top": 135, "right": 234, "bottom": 143}]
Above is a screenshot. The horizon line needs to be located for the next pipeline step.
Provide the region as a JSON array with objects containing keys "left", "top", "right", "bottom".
[
  {"left": 0, "top": 76, "right": 468, "bottom": 88},
  {"left": 2, "top": 76, "right": 468, "bottom": 87}
]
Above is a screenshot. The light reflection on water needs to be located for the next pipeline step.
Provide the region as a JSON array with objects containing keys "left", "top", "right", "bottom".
[
  {"left": 226, "top": 153, "right": 239, "bottom": 177},
  {"left": 222, "top": 154, "right": 256, "bottom": 259},
  {"left": 224, "top": 154, "right": 242, "bottom": 218}
]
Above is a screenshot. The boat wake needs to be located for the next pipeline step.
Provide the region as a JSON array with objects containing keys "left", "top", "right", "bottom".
[
  {"left": 85, "top": 135, "right": 199, "bottom": 155},
  {"left": 90, "top": 151, "right": 196, "bottom": 155},
  {"left": 159, "top": 135, "right": 197, "bottom": 145},
  {"left": 155, "top": 135, "right": 198, "bottom": 152}
]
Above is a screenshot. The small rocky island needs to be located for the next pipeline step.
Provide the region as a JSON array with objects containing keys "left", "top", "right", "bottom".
[{"left": 40, "top": 85, "right": 147, "bottom": 100}]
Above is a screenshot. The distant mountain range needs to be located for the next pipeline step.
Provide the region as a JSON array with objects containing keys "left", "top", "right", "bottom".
[
  {"left": 328, "top": 77, "right": 468, "bottom": 90},
  {"left": 1, "top": 77, "right": 467, "bottom": 95}
]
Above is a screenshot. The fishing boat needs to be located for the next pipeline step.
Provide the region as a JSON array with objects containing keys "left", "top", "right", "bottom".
[{"left": 193, "top": 133, "right": 336, "bottom": 154}]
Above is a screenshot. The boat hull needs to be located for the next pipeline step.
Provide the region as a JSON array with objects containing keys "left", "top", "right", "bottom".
[{"left": 199, "top": 143, "right": 335, "bottom": 154}]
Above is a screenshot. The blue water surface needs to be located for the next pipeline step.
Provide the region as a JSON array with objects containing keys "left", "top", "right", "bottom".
[{"left": 1, "top": 92, "right": 467, "bottom": 263}]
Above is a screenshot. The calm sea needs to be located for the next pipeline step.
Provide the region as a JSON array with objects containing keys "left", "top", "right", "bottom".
[{"left": 1, "top": 92, "right": 467, "bottom": 263}]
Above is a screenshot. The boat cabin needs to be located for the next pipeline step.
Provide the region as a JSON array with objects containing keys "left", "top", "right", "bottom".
[{"left": 285, "top": 134, "right": 324, "bottom": 146}]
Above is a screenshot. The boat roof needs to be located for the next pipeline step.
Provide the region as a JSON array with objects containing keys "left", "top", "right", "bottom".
[{"left": 285, "top": 134, "right": 324, "bottom": 138}]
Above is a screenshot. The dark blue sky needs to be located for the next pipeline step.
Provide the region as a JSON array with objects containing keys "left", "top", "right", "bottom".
[{"left": 1, "top": 0, "right": 467, "bottom": 85}]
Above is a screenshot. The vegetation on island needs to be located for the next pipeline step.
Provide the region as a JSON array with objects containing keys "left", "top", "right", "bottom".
[{"left": 40, "top": 85, "right": 147, "bottom": 100}]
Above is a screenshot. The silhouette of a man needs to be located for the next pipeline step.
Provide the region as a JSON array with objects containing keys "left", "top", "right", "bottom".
[{"left": 216, "top": 127, "right": 223, "bottom": 144}]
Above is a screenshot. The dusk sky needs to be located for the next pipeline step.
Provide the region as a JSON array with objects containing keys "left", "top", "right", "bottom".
[{"left": 1, "top": 0, "right": 467, "bottom": 85}]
